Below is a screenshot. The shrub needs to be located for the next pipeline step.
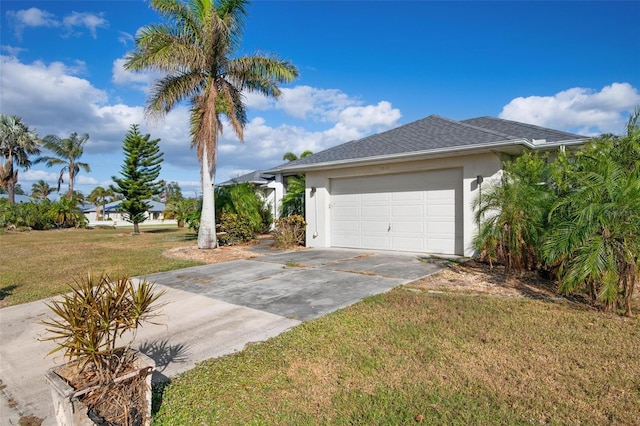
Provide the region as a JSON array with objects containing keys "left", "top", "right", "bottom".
[
  {"left": 217, "top": 211, "right": 255, "bottom": 245},
  {"left": 273, "top": 214, "right": 306, "bottom": 248}
]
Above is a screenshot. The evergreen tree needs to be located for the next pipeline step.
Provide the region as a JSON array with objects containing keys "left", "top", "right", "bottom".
[{"left": 111, "top": 124, "right": 163, "bottom": 234}]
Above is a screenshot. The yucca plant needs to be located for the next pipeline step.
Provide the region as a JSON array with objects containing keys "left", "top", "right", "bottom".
[{"left": 42, "top": 272, "right": 165, "bottom": 425}]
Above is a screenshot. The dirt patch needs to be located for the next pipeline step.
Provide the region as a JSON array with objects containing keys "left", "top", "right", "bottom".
[
  {"left": 164, "top": 243, "right": 261, "bottom": 264},
  {"left": 408, "top": 259, "right": 559, "bottom": 299}
]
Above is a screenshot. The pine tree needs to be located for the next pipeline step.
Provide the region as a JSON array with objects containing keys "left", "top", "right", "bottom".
[{"left": 111, "top": 124, "right": 164, "bottom": 234}]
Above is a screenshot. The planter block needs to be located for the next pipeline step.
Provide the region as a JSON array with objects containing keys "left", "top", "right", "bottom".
[{"left": 45, "top": 352, "right": 155, "bottom": 426}]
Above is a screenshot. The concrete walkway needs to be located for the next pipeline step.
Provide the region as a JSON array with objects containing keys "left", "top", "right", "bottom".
[{"left": 0, "top": 246, "right": 447, "bottom": 425}]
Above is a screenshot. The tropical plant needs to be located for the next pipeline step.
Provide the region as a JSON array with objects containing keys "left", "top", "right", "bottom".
[
  {"left": 542, "top": 111, "right": 640, "bottom": 316},
  {"left": 215, "top": 182, "right": 265, "bottom": 233},
  {"left": 163, "top": 181, "right": 184, "bottom": 204},
  {"left": 50, "top": 194, "right": 87, "bottom": 228},
  {"left": 111, "top": 124, "right": 164, "bottom": 234},
  {"left": 164, "top": 197, "right": 198, "bottom": 228},
  {"left": 31, "top": 180, "right": 54, "bottom": 200},
  {"left": 88, "top": 186, "right": 115, "bottom": 220},
  {"left": 37, "top": 132, "right": 91, "bottom": 197},
  {"left": 280, "top": 150, "right": 313, "bottom": 217},
  {"left": 124, "top": 0, "right": 298, "bottom": 249},
  {"left": 282, "top": 150, "right": 313, "bottom": 162},
  {"left": 0, "top": 114, "right": 40, "bottom": 204},
  {"left": 473, "top": 151, "right": 554, "bottom": 270},
  {"left": 41, "top": 272, "right": 165, "bottom": 424}
]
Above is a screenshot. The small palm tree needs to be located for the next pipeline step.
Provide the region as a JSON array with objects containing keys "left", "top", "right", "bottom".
[
  {"left": 281, "top": 150, "right": 313, "bottom": 217},
  {"left": 88, "top": 186, "right": 115, "bottom": 220},
  {"left": 473, "top": 152, "right": 554, "bottom": 270},
  {"left": 31, "top": 180, "right": 54, "bottom": 200},
  {"left": 0, "top": 114, "right": 40, "bottom": 203},
  {"left": 164, "top": 198, "right": 197, "bottom": 228},
  {"left": 37, "top": 132, "right": 91, "bottom": 197},
  {"left": 125, "top": 0, "right": 298, "bottom": 249}
]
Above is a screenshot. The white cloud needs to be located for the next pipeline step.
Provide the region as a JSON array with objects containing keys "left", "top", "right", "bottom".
[
  {"left": 62, "top": 12, "right": 108, "bottom": 39},
  {"left": 118, "top": 31, "right": 134, "bottom": 47},
  {"left": 111, "top": 57, "right": 161, "bottom": 90},
  {"left": 1, "top": 45, "right": 27, "bottom": 56},
  {"left": 499, "top": 83, "right": 640, "bottom": 135},
  {"left": 6, "top": 7, "right": 59, "bottom": 39},
  {"left": 1, "top": 54, "right": 402, "bottom": 192}
]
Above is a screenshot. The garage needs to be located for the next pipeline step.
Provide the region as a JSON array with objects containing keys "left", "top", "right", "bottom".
[{"left": 330, "top": 169, "right": 463, "bottom": 255}]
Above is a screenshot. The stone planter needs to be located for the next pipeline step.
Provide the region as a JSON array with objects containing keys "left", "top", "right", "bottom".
[{"left": 45, "top": 351, "right": 155, "bottom": 426}]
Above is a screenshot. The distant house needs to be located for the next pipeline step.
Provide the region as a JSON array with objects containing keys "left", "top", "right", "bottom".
[{"left": 83, "top": 200, "right": 175, "bottom": 227}]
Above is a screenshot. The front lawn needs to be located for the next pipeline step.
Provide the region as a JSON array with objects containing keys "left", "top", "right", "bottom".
[
  {"left": 0, "top": 227, "right": 202, "bottom": 307},
  {"left": 154, "top": 273, "right": 640, "bottom": 425}
]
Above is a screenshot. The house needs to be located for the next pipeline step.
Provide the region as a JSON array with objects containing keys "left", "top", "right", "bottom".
[
  {"left": 83, "top": 199, "right": 174, "bottom": 227},
  {"left": 266, "top": 115, "right": 590, "bottom": 257},
  {"left": 217, "top": 170, "right": 283, "bottom": 221}
]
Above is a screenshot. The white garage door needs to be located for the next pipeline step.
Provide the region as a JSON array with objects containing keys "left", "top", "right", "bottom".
[{"left": 330, "top": 169, "right": 463, "bottom": 255}]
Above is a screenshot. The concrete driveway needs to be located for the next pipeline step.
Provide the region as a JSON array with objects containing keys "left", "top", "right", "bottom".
[{"left": 0, "top": 246, "right": 447, "bottom": 425}]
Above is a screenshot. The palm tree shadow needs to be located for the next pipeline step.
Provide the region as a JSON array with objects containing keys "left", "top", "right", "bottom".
[{"left": 138, "top": 339, "right": 190, "bottom": 383}]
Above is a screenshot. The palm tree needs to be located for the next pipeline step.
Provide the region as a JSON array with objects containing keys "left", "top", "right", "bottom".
[
  {"left": 164, "top": 197, "right": 197, "bottom": 228},
  {"left": 124, "top": 0, "right": 298, "bottom": 249},
  {"left": 88, "top": 186, "right": 115, "bottom": 220},
  {"left": 37, "top": 132, "right": 91, "bottom": 197},
  {"left": 282, "top": 150, "right": 313, "bottom": 162},
  {"left": 0, "top": 114, "right": 40, "bottom": 203},
  {"left": 473, "top": 151, "right": 554, "bottom": 271},
  {"left": 31, "top": 180, "right": 54, "bottom": 200},
  {"left": 542, "top": 112, "right": 640, "bottom": 316}
]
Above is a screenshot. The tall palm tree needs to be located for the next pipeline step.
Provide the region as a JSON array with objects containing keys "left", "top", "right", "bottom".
[
  {"left": 0, "top": 114, "right": 40, "bottom": 203},
  {"left": 124, "top": 0, "right": 298, "bottom": 249},
  {"left": 88, "top": 186, "right": 115, "bottom": 220},
  {"left": 31, "top": 180, "right": 54, "bottom": 200},
  {"left": 37, "top": 132, "right": 91, "bottom": 197}
]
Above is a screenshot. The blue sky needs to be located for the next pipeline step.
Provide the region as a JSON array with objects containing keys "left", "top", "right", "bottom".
[{"left": 1, "top": 0, "right": 639, "bottom": 198}]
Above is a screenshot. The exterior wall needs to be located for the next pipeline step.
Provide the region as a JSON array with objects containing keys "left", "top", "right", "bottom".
[
  {"left": 304, "top": 152, "right": 503, "bottom": 257},
  {"left": 267, "top": 177, "right": 285, "bottom": 220}
]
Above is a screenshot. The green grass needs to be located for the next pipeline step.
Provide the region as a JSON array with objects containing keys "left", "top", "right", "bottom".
[
  {"left": 154, "top": 290, "right": 640, "bottom": 425},
  {"left": 0, "top": 227, "right": 202, "bottom": 306}
]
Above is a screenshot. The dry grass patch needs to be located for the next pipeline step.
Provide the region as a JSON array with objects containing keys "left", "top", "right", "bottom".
[{"left": 0, "top": 227, "right": 203, "bottom": 307}]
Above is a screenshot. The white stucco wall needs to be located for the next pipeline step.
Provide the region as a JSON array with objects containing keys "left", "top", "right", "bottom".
[{"left": 304, "top": 152, "right": 503, "bottom": 257}]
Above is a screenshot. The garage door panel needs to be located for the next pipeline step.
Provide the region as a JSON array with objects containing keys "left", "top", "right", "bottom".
[
  {"left": 391, "top": 204, "right": 425, "bottom": 217},
  {"left": 362, "top": 206, "right": 389, "bottom": 218},
  {"left": 391, "top": 237, "right": 424, "bottom": 251},
  {"left": 361, "top": 235, "right": 390, "bottom": 249},
  {"left": 360, "top": 220, "right": 388, "bottom": 232},
  {"left": 331, "top": 169, "right": 462, "bottom": 255}
]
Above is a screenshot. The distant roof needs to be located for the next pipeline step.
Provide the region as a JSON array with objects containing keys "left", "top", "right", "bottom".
[
  {"left": 266, "top": 115, "right": 589, "bottom": 173},
  {"left": 217, "top": 170, "right": 274, "bottom": 186},
  {"left": 83, "top": 199, "right": 165, "bottom": 213}
]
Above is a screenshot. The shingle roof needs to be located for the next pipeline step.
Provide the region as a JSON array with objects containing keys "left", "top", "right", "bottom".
[
  {"left": 461, "top": 116, "right": 585, "bottom": 143},
  {"left": 267, "top": 115, "right": 589, "bottom": 172},
  {"left": 218, "top": 170, "right": 274, "bottom": 186}
]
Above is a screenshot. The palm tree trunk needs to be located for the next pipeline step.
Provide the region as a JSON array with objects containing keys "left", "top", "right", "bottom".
[{"left": 198, "top": 146, "right": 217, "bottom": 249}]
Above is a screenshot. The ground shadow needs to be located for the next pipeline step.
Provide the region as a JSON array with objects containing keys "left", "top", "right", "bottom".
[
  {"left": 138, "top": 339, "right": 190, "bottom": 416},
  {"left": 138, "top": 339, "right": 190, "bottom": 383},
  {"left": 0, "top": 284, "right": 18, "bottom": 300},
  {"left": 145, "top": 228, "right": 180, "bottom": 234}
]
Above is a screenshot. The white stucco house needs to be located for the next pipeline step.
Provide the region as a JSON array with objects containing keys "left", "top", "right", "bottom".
[
  {"left": 265, "top": 115, "right": 590, "bottom": 257},
  {"left": 83, "top": 199, "right": 175, "bottom": 227}
]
